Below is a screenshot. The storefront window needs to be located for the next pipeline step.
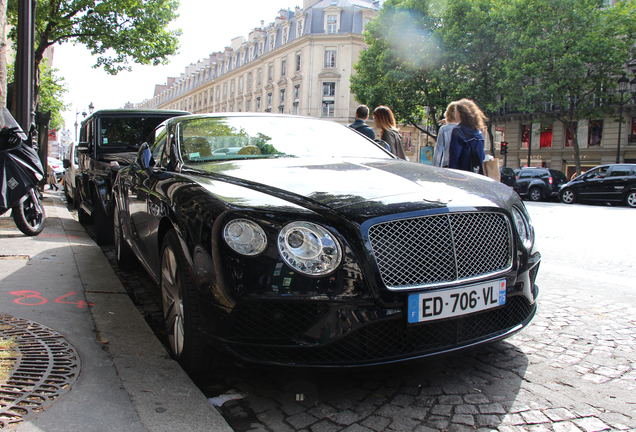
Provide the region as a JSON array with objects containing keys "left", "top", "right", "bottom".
[
  {"left": 521, "top": 124, "right": 530, "bottom": 149},
  {"left": 588, "top": 120, "right": 603, "bottom": 146},
  {"left": 540, "top": 124, "right": 553, "bottom": 148},
  {"left": 630, "top": 118, "right": 636, "bottom": 144}
]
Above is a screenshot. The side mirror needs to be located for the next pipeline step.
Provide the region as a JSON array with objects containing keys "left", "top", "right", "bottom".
[
  {"left": 137, "top": 143, "right": 153, "bottom": 177},
  {"left": 77, "top": 141, "right": 89, "bottom": 153},
  {"left": 63, "top": 159, "right": 71, "bottom": 169}
]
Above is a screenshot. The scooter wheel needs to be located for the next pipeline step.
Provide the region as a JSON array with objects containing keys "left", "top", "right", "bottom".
[{"left": 12, "top": 190, "right": 46, "bottom": 236}]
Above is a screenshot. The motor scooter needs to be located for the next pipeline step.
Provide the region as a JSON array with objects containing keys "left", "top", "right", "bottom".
[{"left": 0, "top": 107, "right": 46, "bottom": 236}]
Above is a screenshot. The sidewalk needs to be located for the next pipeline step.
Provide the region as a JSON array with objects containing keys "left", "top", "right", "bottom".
[{"left": 0, "top": 191, "right": 232, "bottom": 432}]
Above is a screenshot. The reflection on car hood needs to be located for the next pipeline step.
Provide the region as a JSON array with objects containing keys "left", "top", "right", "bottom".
[{"left": 189, "top": 158, "right": 514, "bottom": 218}]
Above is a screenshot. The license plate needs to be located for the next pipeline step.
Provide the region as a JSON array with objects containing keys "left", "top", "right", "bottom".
[{"left": 407, "top": 279, "right": 506, "bottom": 324}]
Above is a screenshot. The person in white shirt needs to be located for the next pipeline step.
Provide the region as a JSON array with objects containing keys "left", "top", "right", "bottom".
[{"left": 432, "top": 101, "right": 459, "bottom": 167}]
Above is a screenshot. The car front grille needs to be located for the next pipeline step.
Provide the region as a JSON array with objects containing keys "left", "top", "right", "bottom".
[
  {"left": 226, "top": 296, "right": 535, "bottom": 366},
  {"left": 368, "top": 212, "right": 512, "bottom": 289}
]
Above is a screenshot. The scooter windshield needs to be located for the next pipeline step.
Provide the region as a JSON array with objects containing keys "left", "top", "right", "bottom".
[{"left": 0, "top": 108, "right": 27, "bottom": 141}]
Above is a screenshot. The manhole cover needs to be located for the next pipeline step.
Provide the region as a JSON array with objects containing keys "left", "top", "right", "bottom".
[{"left": 0, "top": 314, "right": 80, "bottom": 429}]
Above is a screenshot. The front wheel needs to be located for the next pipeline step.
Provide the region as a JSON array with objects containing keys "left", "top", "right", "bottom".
[
  {"left": 161, "top": 230, "right": 211, "bottom": 373},
  {"left": 12, "top": 189, "right": 46, "bottom": 236},
  {"left": 529, "top": 187, "right": 543, "bottom": 202},
  {"left": 561, "top": 188, "right": 576, "bottom": 204},
  {"left": 626, "top": 191, "right": 636, "bottom": 208}
]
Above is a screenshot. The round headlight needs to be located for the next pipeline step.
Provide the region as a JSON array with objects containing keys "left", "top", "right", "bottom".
[
  {"left": 223, "top": 219, "right": 267, "bottom": 256},
  {"left": 511, "top": 206, "right": 534, "bottom": 250},
  {"left": 278, "top": 221, "right": 342, "bottom": 276}
]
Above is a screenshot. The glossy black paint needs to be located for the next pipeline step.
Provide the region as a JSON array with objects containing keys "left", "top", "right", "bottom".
[{"left": 113, "top": 113, "right": 540, "bottom": 367}]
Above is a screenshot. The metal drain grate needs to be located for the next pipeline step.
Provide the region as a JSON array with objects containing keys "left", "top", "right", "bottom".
[{"left": 0, "top": 314, "right": 80, "bottom": 429}]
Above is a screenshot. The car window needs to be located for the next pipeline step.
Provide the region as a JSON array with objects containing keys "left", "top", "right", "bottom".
[
  {"left": 501, "top": 167, "right": 515, "bottom": 176},
  {"left": 178, "top": 116, "right": 391, "bottom": 164},
  {"left": 150, "top": 126, "right": 168, "bottom": 168},
  {"left": 607, "top": 166, "right": 632, "bottom": 177},
  {"left": 518, "top": 171, "right": 532, "bottom": 179},
  {"left": 537, "top": 171, "right": 549, "bottom": 179},
  {"left": 550, "top": 170, "right": 567, "bottom": 182},
  {"left": 585, "top": 166, "right": 609, "bottom": 179}
]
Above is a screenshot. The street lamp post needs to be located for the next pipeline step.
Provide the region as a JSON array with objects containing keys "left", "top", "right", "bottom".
[
  {"left": 73, "top": 103, "right": 94, "bottom": 142},
  {"left": 614, "top": 74, "right": 630, "bottom": 164}
]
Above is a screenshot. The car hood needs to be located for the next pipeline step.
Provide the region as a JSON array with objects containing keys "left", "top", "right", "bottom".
[{"left": 186, "top": 157, "right": 514, "bottom": 222}]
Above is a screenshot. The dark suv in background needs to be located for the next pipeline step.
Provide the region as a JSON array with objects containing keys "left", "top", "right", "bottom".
[
  {"left": 76, "top": 109, "right": 189, "bottom": 244},
  {"left": 514, "top": 167, "right": 568, "bottom": 201}
]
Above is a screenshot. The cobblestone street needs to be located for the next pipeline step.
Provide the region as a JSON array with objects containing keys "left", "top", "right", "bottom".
[{"left": 83, "top": 199, "right": 636, "bottom": 432}]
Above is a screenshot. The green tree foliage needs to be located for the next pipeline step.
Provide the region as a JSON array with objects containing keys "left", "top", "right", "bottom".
[
  {"left": 501, "top": 0, "right": 636, "bottom": 174},
  {"left": 7, "top": 63, "right": 68, "bottom": 130},
  {"left": 437, "top": 0, "right": 510, "bottom": 153},
  {"left": 351, "top": 0, "right": 451, "bottom": 137},
  {"left": 37, "top": 64, "right": 69, "bottom": 130},
  {"left": 7, "top": 0, "right": 181, "bottom": 75}
]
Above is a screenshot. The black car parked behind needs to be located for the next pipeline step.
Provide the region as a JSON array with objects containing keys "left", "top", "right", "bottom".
[
  {"left": 515, "top": 167, "right": 567, "bottom": 201},
  {"left": 560, "top": 163, "right": 636, "bottom": 208}
]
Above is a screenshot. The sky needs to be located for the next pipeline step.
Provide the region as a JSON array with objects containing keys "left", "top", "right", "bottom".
[{"left": 53, "top": 0, "right": 301, "bottom": 134}]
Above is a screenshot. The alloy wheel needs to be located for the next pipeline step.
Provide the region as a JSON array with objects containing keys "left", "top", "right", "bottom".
[{"left": 161, "top": 245, "right": 185, "bottom": 357}]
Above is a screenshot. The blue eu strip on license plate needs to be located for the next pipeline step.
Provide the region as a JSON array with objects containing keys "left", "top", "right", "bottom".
[{"left": 407, "top": 279, "right": 507, "bottom": 324}]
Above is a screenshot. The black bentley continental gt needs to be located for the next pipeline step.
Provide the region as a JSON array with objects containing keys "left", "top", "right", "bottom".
[{"left": 113, "top": 113, "right": 540, "bottom": 372}]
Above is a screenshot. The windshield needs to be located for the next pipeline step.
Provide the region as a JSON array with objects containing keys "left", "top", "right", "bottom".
[
  {"left": 178, "top": 116, "right": 392, "bottom": 164},
  {"left": 99, "top": 115, "right": 177, "bottom": 149}
]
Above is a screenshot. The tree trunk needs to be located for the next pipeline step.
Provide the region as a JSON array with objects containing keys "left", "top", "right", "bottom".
[{"left": 0, "top": 0, "right": 8, "bottom": 108}]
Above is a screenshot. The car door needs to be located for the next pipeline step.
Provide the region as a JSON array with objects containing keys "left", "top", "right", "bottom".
[
  {"left": 125, "top": 125, "right": 168, "bottom": 272},
  {"left": 575, "top": 166, "right": 609, "bottom": 202},
  {"left": 516, "top": 170, "right": 533, "bottom": 195},
  {"left": 602, "top": 165, "right": 633, "bottom": 203}
]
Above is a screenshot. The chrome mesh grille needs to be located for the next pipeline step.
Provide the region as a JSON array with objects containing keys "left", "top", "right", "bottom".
[{"left": 368, "top": 212, "right": 512, "bottom": 289}]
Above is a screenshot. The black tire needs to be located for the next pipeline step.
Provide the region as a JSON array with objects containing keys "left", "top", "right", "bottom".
[
  {"left": 12, "top": 190, "right": 46, "bottom": 236},
  {"left": 529, "top": 187, "right": 543, "bottom": 202},
  {"left": 93, "top": 192, "right": 114, "bottom": 245},
  {"left": 561, "top": 188, "right": 576, "bottom": 205},
  {"left": 626, "top": 190, "right": 636, "bottom": 208},
  {"left": 160, "top": 230, "right": 211, "bottom": 373},
  {"left": 114, "top": 206, "right": 137, "bottom": 270}
]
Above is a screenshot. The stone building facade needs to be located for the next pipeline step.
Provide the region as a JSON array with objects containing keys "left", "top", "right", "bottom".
[
  {"left": 136, "top": 0, "right": 423, "bottom": 162},
  {"left": 490, "top": 104, "right": 636, "bottom": 178}
]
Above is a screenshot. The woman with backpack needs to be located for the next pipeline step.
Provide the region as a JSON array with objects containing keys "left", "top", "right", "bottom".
[
  {"left": 448, "top": 99, "right": 487, "bottom": 174},
  {"left": 373, "top": 105, "right": 406, "bottom": 160}
]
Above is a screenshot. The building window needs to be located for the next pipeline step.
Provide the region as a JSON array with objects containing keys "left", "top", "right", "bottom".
[
  {"left": 588, "top": 120, "right": 603, "bottom": 146},
  {"left": 257, "top": 68, "right": 262, "bottom": 85},
  {"left": 247, "top": 73, "right": 252, "bottom": 90},
  {"left": 323, "top": 82, "right": 335, "bottom": 97},
  {"left": 630, "top": 117, "right": 636, "bottom": 144},
  {"left": 223, "top": 83, "right": 227, "bottom": 99},
  {"left": 256, "top": 97, "right": 261, "bottom": 111},
  {"left": 280, "top": 88, "right": 286, "bottom": 103},
  {"left": 270, "top": 38, "right": 275, "bottom": 51},
  {"left": 268, "top": 63, "right": 273, "bottom": 81},
  {"left": 325, "top": 50, "right": 336, "bottom": 68},
  {"left": 294, "top": 84, "right": 300, "bottom": 99},
  {"left": 296, "top": 53, "right": 301, "bottom": 71},
  {"left": 521, "top": 124, "right": 530, "bottom": 149},
  {"left": 239, "top": 76, "right": 243, "bottom": 93},
  {"left": 259, "top": 42, "right": 264, "bottom": 56},
  {"left": 293, "top": 101, "right": 299, "bottom": 115},
  {"left": 283, "top": 29, "right": 288, "bottom": 44},
  {"left": 297, "top": 20, "right": 303, "bottom": 36},
  {"left": 322, "top": 101, "right": 335, "bottom": 117},
  {"left": 281, "top": 59, "right": 287, "bottom": 76},
  {"left": 327, "top": 15, "right": 337, "bottom": 33},
  {"left": 540, "top": 124, "right": 553, "bottom": 148},
  {"left": 238, "top": 102, "right": 242, "bottom": 112},
  {"left": 230, "top": 80, "right": 235, "bottom": 96},
  {"left": 246, "top": 100, "right": 251, "bottom": 112},
  {"left": 267, "top": 92, "right": 273, "bottom": 107}
]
